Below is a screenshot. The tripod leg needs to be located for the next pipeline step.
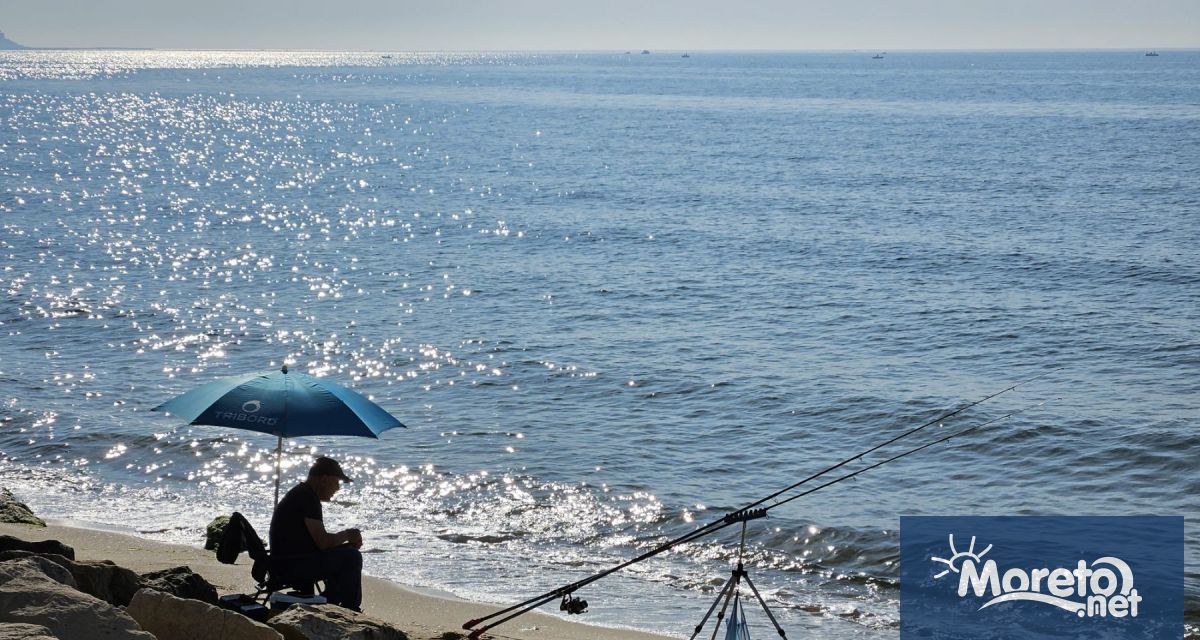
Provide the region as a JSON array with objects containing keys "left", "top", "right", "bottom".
[
  {"left": 707, "top": 571, "right": 741, "bottom": 640},
  {"left": 689, "top": 575, "right": 736, "bottom": 640},
  {"left": 741, "top": 572, "right": 788, "bottom": 638}
]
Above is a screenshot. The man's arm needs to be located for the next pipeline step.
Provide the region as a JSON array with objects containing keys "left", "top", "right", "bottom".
[{"left": 304, "top": 518, "right": 363, "bottom": 550}]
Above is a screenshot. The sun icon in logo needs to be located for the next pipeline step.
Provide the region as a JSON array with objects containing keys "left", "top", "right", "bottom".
[{"left": 931, "top": 534, "right": 992, "bottom": 579}]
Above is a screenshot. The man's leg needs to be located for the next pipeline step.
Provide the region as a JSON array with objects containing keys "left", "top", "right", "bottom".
[{"left": 315, "top": 546, "right": 363, "bottom": 610}]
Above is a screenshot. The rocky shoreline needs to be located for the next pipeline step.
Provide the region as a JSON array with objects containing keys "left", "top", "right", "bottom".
[
  {"left": 0, "top": 488, "right": 410, "bottom": 640},
  {"left": 0, "top": 488, "right": 672, "bottom": 640},
  {"left": 0, "top": 485, "right": 676, "bottom": 638}
]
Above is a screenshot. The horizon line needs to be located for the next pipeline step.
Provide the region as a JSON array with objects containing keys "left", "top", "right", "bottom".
[{"left": 4, "top": 46, "right": 1197, "bottom": 54}]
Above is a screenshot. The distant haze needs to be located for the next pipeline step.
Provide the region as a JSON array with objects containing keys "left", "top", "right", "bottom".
[{"left": 2, "top": 0, "right": 1197, "bottom": 50}]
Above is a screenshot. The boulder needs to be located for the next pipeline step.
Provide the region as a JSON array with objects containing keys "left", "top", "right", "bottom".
[
  {"left": 127, "top": 588, "right": 282, "bottom": 640},
  {"left": 206, "top": 516, "right": 231, "bottom": 551},
  {"left": 0, "top": 550, "right": 139, "bottom": 606},
  {"left": 0, "top": 490, "right": 44, "bottom": 528},
  {"left": 0, "top": 536, "right": 73, "bottom": 560},
  {"left": 268, "top": 605, "right": 408, "bottom": 640},
  {"left": 71, "top": 558, "right": 141, "bottom": 606},
  {"left": 0, "top": 555, "right": 76, "bottom": 589},
  {"left": 140, "top": 565, "right": 219, "bottom": 604},
  {"left": 0, "top": 623, "right": 58, "bottom": 639},
  {"left": 0, "top": 559, "right": 154, "bottom": 639}
]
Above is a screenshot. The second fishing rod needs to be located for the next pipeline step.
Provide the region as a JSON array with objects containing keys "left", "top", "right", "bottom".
[
  {"left": 465, "top": 399, "right": 1050, "bottom": 637},
  {"left": 464, "top": 369, "right": 1058, "bottom": 637}
]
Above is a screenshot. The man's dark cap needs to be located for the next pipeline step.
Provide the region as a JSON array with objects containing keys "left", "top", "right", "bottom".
[{"left": 309, "top": 456, "right": 352, "bottom": 482}]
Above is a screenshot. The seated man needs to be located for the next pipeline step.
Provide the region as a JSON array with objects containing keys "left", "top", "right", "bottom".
[{"left": 269, "top": 456, "right": 364, "bottom": 610}]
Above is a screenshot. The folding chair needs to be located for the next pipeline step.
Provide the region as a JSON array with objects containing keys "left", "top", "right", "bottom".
[{"left": 216, "top": 511, "right": 326, "bottom": 608}]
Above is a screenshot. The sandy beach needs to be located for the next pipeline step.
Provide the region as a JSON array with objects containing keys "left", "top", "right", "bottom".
[{"left": 0, "top": 520, "right": 674, "bottom": 640}]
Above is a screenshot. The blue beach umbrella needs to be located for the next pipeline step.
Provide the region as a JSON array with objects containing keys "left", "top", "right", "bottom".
[{"left": 152, "top": 365, "right": 405, "bottom": 505}]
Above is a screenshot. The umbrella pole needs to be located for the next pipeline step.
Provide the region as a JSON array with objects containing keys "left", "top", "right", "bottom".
[{"left": 273, "top": 435, "right": 283, "bottom": 507}]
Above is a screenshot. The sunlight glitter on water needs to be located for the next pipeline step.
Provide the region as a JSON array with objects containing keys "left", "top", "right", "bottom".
[
  {"left": 1, "top": 87, "right": 534, "bottom": 398},
  {"left": 0, "top": 50, "right": 526, "bottom": 81}
]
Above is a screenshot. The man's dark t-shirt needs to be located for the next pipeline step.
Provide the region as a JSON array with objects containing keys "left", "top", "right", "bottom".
[{"left": 270, "top": 482, "right": 322, "bottom": 556}]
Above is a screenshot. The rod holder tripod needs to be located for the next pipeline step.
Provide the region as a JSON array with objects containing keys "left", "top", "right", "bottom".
[{"left": 688, "top": 521, "right": 787, "bottom": 640}]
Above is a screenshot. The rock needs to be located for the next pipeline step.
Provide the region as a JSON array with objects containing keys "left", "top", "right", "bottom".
[
  {"left": 268, "top": 604, "right": 408, "bottom": 640},
  {"left": 0, "top": 550, "right": 140, "bottom": 606},
  {"left": 56, "top": 557, "right": 141, "bottom": 607},
  {"left": 127, "top": 588, "right": 282, "bottom": 640},
  {"left": 0, "top": 555, "right": 76, "bottom": 589},
  {"left": 206, "top": 515, "right": 231, "bottom": 551},
  {"left": 0, "top": 536, "right": 73, "bottom": 560},
  {"left": 140, "top": 565, "right": 219, "bottom": 604},
  {"left": 0, "top": 559, "right": 154, "bottom": 639},
  {"left": 0, "top": 490, "right": 44, "bottom": 528},
  {"left": 0, "top": 623, "right": 59, "bottom": 639},
  {"left": 76, "top": 558, "right": 141, "bottom": 606}
]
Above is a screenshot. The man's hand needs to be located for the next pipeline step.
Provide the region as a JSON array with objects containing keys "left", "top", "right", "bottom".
[{"left": 342, "top": 528, "right": 364, "bottom": 549}]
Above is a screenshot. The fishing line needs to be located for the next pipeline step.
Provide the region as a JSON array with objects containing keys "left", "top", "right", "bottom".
[
  {"left": 768, "top": 399, "right": 1053, "bottom": 512},
  {"left": 463, "top": 371, "right": 1059, "bottom": 637}
]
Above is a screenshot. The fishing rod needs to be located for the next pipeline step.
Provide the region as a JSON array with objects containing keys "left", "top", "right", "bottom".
[
  {"left": 463, "top": 399, "right": 1051, "bottom": 638},
  {"left": 463, "top": 371, "right": 1058, "bottom": 637}
]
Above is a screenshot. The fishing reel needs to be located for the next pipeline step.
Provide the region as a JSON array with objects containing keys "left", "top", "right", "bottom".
[{"left": 559, "top": 593, "right": 588, "bottom": 615}]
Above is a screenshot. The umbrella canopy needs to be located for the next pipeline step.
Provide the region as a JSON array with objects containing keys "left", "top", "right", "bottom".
[
  {"left": 152, "top": 365, "right": 403, "bottom": 438},
  {"left": 152, "top": 365, "right": 404, "bottom": 503}
]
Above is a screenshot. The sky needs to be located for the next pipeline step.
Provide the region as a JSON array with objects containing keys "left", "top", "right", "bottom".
[{"left": 1, "top": 0, "right": 1197, "bottom": 51}]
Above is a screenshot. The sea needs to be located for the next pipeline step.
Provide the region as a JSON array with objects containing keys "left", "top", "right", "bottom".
[{"left": 0, "top": 49, "right": 1197, "bottom": 638}]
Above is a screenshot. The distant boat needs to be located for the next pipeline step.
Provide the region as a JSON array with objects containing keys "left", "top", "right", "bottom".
[
  {"left": 641, "top": 50, "right": 651, "bottom": 54},
  {"left": 1145, "top": 51, "right": 1159, "bottom": 57},
  {"left": 624, "top": 51, "right": 631, "bottom": 55},
  {"left": 381, "top": 54, "right": 393, "bottom": 59},
  {"left": 681, "top": 53, "right": 690, "bottom": 58},
  {"left": 872, "top": 53, "right": 885, "bottom": 59}
]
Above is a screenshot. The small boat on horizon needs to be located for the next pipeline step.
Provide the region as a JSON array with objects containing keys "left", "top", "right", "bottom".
[
  {"left": 1145, "top": 51, "right": 1159, "bottom": 57},
  {"left": 641, "top": 49, "right": 651, "bottom": 54},
  {"left": 681, "top": 53, "right": 690, "bottom": 58},
  {"left": 872, "top": 53, "right": 885, "bottom": 59}
]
